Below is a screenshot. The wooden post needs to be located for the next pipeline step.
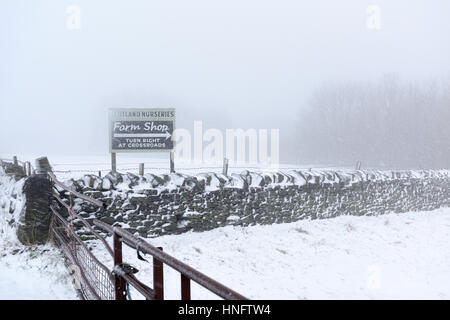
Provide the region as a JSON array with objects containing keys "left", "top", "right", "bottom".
[
  {"left": 35, "top": 157, "right": 52, "bottom": 174},
  {"left": 23, "top": 162, "right": 26, "bottom": 176},
  {"left": 25, "top": 162, "right": 31, "bottom": 176},
  {"left": 98, "top": 171, "right": 102, "bottom": 178},
  {"left": 13, "top": 156, "right": 18, "bottom": 166},
  {"left": 113, "top": 231, "right": 127, "bottom": 300},
  {"left": 111, "top": 153, "right": 117, "bottom": 173},
  {"left": 139, "top": 163, "right": 144, "bottom": 176},
  {"left": 170, "top": 151, "right": 175, "bottom": 173},
  {"left": 222, "top": 157, "right": 229, "bottom": 176}
]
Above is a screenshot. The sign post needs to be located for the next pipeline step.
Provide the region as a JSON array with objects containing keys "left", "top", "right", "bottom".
[{"left": 109, "top": 108, "right": 176, "bottom": 173}]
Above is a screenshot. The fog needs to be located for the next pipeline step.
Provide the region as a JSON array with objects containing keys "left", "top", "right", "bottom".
[
  {"left": 1, "top": 0, "right": 449, "bottom": 167},
  {"left": 297, "top": 75, "right": 450, "bottom": 169}
]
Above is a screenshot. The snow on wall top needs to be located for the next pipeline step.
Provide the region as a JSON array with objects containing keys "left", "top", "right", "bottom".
[{"left": 62, "top": 169, "right": 450, "bottom": 193}]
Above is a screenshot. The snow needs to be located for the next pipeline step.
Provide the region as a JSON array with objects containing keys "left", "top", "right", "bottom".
[
  {"left": 0, "top": 168, "right": 78, "bottom": 300},
  {"left": 2, "top": 158, "right": 450, "bottom": 300},
  {"left": 0, "top": 167, "right": 25, "bottom": 243},
  {"left": 0, "top": 168, "right": 25, "bottom": 242},
  {"left": 0, "top": 244, "right": 79, "bottom": 300},
  {"left": 89, "top": 208, "right": 450, "bottom": 300}
]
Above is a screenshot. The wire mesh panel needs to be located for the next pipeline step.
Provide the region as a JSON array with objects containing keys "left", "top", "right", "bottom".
[
  {"left": 73, "top": 241, "right": 115, "bottom": 300},
  {"left": 52, "top": 208, "right": 115, "bottom": 300}
]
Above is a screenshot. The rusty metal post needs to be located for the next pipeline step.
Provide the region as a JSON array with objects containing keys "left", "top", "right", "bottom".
[
  {"left": 153, "top": 247, "right": 164, "bottom": 300},
  {"left": 114, "top": 232, "right": 127, "bottom": 300},
  {"left": 181, "top": 274, "right": 191, "bottom": 300},
  {"left": 68, "top": 202, "right": 76, "bottom": 261}
]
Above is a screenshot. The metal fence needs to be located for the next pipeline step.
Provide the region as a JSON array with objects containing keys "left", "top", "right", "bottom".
[
  {"left": 50, "top": 198, "right": 115, "bottom": 300},
  {"left": 48, "top": 171, "right": 247, "bottom": 300}
]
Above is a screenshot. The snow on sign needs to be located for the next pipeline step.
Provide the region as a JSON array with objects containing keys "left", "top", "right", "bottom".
[{"left": 109, "top": 108, "right": 175, "bottom": 152}]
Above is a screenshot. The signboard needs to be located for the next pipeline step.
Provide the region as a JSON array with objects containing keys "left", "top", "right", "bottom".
[{"left": 109, "top": 108, "right": 175, "bottom": 153}]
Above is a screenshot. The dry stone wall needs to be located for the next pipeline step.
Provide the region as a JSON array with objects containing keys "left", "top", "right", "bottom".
[{"left": 54, "top": 169, "right": 450, "bottom": 239}]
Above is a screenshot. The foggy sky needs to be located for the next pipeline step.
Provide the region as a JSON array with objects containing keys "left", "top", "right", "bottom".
[{"left": 1, "top": 0, "right": 449, "bottom": 163}]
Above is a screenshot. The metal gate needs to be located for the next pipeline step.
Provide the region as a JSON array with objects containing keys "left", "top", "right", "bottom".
[{"left": 48, "top": 171, "right": 247, "bottom": 300}]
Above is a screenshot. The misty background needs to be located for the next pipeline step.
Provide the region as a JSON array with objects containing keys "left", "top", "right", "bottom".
[{"left": 1, "top": 0, "right": 449, "bottom": 168}]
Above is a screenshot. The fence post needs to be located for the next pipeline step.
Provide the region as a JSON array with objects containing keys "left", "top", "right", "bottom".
[
  {"left": 153, "top": 247, "right": 164, "bottom": 300},
  {"left": 23, "top": 162, "right": 28, "bottom": 176},
  {"left": 222, "top": 157, "right": 229, "bottom": 176},
  {"left": 35, "top": 157, "right": 52, "bottom": 174},
  {"left": 111, "top": 153, "right": 117, "bottom": 173},
  {"left": 181, "top": 274, "right": 191, "bottom": 300},
  {"left": 170, "top": 152, "right": 175, "bottom": 173},
  {"left": 98, "top": 171, "right": 102, "bottom": 178},
  {"left": 16, "top": 157, "right": 52, "bottom": 244},
  {"left": 13, "top": 156, "right": 18, "bottom": 166},
  {"left": 25, "top": 161, "right": 31, "bottom": 176},
  {"left": 139, "top": 163, "right": 144, "bottom": 176},
  {"left": 113, "top": 231, "right": 127, "bottom": 300}
]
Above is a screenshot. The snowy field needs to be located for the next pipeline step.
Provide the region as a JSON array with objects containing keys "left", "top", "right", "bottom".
[
  {"left": 1, "top": 158, "right": 450, "bottom": 300},
  {"left": 1, "top": 203, "right": 450, "bottom": 299},
  {"left": 90, "top": 208, "right": 450, "bottom": 300}
]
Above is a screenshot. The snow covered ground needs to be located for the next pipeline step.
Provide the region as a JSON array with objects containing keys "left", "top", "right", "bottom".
[
  {"left": 0, "top": 167, "right": 78, "bottom": 300},
  {"left": 90, "top": 208, "right": 450, "bottom": 300},
  {"left": 0, "top": 243, "right": 78, "bottom": 300},
  {"left": 1, "top": 159, "right": 449, "bottom": 300}
]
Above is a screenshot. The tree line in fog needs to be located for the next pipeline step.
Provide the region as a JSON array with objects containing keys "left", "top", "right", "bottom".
[{"left": 296, "top": 75, "right": 450, "bottom": 169}]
